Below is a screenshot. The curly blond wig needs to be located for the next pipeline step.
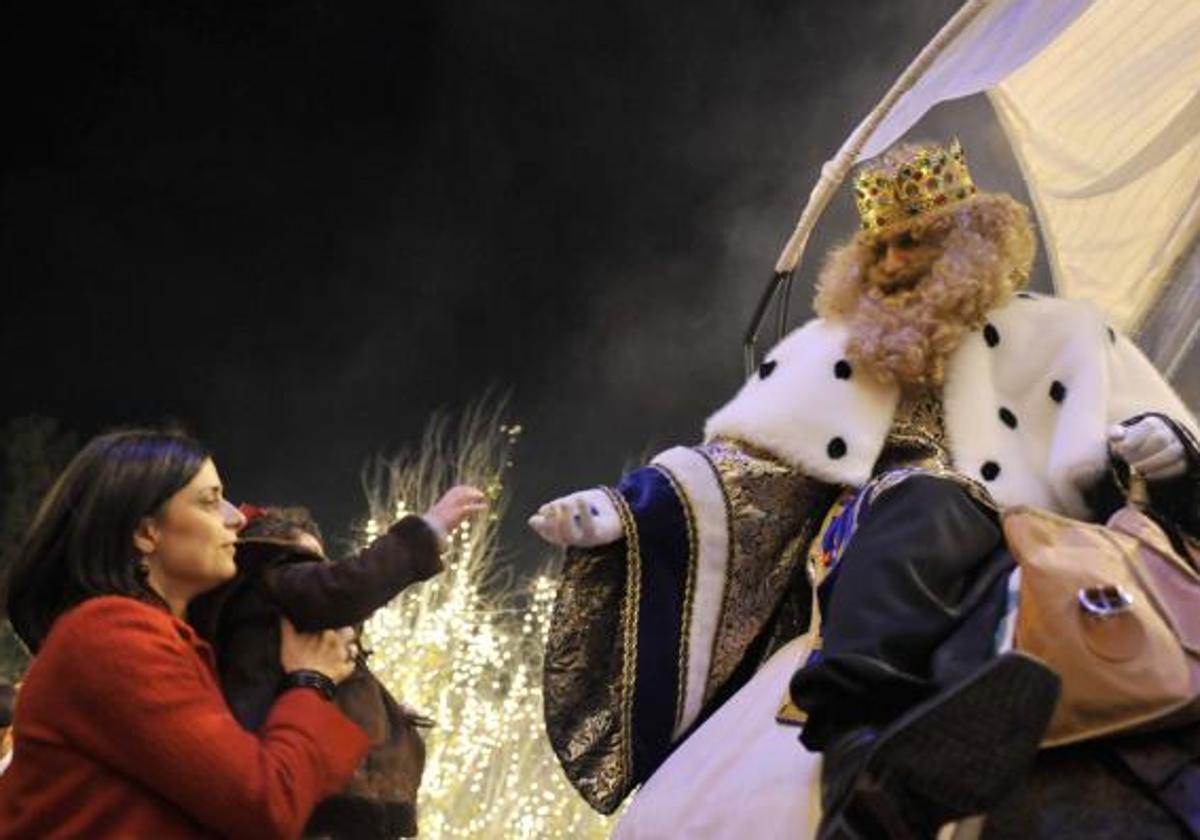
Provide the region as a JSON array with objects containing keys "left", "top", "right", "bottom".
[{"left": 814, "top": 191, "right": 1036, "bottom": 386}]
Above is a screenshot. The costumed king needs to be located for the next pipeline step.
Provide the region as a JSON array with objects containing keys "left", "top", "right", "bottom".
[{"left": 530, "top": 139, "right": 1200, "bottom": 838}]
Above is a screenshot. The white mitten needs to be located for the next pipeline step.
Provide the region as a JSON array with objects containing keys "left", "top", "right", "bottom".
[
  {"left": 1107, "top": 416, "right": 1188, "bottom": 481},
  {"left": 527, "top": 489, "right": 622, "bottom": 547}
]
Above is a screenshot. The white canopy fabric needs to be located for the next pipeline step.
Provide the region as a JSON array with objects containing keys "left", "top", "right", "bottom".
[
  {"left": 989, "top": 0, "right": 1200, "bottom": 334},
  {"left": 855, "top": 0, "right": 1092, "bottom": 160},
  {"left": 775, "top": 0, "right": 1200, "bottom": 349}
]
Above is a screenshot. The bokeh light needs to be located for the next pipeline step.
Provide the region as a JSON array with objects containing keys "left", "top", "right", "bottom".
[{"left": 357, "top": 402, "right": 617, "bottom": 838}]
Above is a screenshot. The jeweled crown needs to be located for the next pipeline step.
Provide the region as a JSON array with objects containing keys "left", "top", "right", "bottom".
[{"left": 853, "top": 139, "right": 978, "bottom": 231}]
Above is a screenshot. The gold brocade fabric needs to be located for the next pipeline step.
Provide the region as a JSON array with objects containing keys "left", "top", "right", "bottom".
[
  {"left": 542, "top": 444, "right": 837, "bottom": 814},
  {"left": 699, "top": 438, "right": 839, "bottom": 703},
  {"left": 872, "top": 386, "right": 996, "bottom": 511},
  {"left": 542, "top": 488, "right": 639, "bottom": 815},
  {"left": 873, "top": 386, "right": 952, "bottom": 474}
]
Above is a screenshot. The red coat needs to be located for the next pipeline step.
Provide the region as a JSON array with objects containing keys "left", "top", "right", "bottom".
[{"left": 0, "top": 596, "right": 369, "bottom": 839}]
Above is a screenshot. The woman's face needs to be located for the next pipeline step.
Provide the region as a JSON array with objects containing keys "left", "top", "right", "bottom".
[{"left": 137, "top": 458, "right": 246, "bottom": 611}]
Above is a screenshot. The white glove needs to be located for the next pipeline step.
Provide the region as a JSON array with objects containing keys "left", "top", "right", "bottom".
[
  {"left": 527, "top": 489, "right": 622, "bottom": 548},
  {"left": 1107, "top": 416, "right": 1188, "bottom": 481}
]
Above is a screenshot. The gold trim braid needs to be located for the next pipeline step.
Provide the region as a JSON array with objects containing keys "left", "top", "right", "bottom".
[
  {"left": 649, "top": 464, "right": 698, "bottom": 735},
  {"left": 606, "top": 485, "right": 640, "bottom": 790}
]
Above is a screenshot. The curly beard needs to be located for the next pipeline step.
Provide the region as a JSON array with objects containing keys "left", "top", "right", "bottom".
[{"left": 813, "top": 194, "right": 1035, "bottom": 387}]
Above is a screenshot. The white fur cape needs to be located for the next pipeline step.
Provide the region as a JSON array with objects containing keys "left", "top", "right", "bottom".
[{"left": 705, "top": 295, "right": 1198, "bottom": 518}]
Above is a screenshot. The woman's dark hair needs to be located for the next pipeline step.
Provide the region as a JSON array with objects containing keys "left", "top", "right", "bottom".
[{"left": 4, "top": 429, "right": 210, "bottom": 652}]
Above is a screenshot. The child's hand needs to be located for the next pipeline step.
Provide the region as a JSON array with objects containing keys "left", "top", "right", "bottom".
[{"left": 424, "top": 485, "right": 488, "bottom": 544}]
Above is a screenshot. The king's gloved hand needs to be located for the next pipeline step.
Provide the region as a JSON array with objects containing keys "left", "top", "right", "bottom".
[
  {"left": 527, "top": 489, "right": 622, "bottom": 547},
  {"left": 1108, "top": 415, "right": 1188, "bottom": 481}
]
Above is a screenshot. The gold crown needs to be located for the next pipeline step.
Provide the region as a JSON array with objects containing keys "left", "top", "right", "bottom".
[{"left": 853, "top": 139, "right": 977, "bottom": 231}]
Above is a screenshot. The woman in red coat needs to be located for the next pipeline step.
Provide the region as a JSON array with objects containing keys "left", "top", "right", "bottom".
[{"left": 0, "top": 429, "right": 370, "bottom": 839}]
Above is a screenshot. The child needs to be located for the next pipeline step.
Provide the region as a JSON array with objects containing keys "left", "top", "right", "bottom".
[{"left": 189, "top": 485, "right": 485, "bottom": 839}]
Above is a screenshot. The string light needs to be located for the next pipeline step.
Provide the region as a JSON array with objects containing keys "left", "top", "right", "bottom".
[{"left": 358, "top": 403, "right": 617, "bottom": 838}]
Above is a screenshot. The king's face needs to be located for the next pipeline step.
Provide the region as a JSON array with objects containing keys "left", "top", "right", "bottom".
[{"left": 863, "top": 217, "right": 951, "bottom": 295}]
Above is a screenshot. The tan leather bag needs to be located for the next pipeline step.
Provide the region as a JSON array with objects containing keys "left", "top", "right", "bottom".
[{"left": 1002, "top": 504, "right": 1200, "bottom": 747}]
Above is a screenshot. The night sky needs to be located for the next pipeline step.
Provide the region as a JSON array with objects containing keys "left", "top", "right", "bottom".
[{"left": 6, "top": 1, "right": 1162, "bottom": 562}]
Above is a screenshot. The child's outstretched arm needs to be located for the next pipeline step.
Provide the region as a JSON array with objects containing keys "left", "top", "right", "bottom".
[{"left": 263, "top": 486, "right": 487, "bottom": 631}]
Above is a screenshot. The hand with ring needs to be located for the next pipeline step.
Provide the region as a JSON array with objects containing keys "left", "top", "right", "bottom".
[
  {"left": 527, "top": 489, "right": 622, "bottom": 547},
  {"left": 279, "top": 619, "right": 355, "bottom": 685}
]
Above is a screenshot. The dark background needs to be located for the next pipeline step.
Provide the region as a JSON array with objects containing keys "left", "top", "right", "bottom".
[{"left": 3, "top": 1, "right": 1189, "bottom": 563}]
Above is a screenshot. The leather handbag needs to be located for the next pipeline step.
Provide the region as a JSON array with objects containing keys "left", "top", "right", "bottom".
[{"left": 1002, "top": 503, "right": 1200, "bottom": 747}]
